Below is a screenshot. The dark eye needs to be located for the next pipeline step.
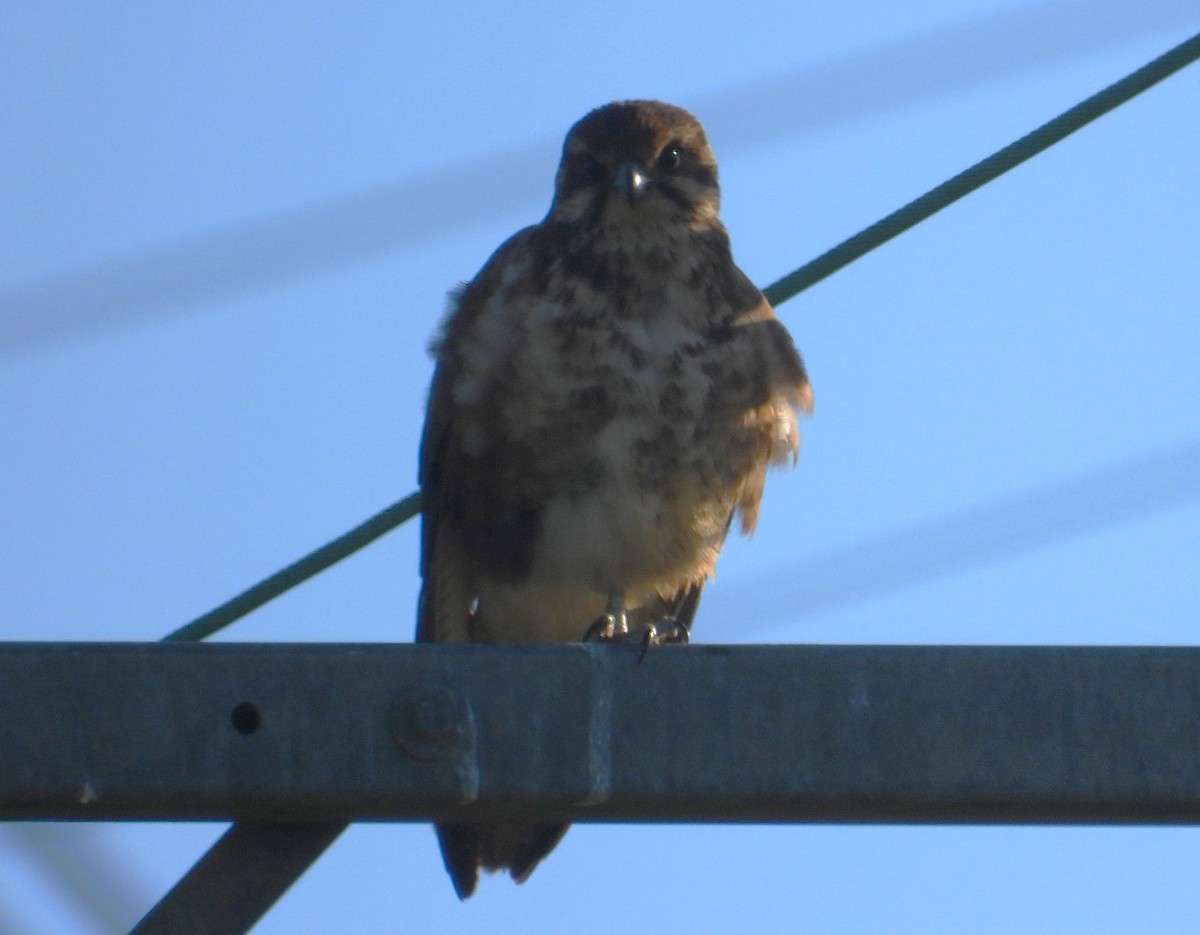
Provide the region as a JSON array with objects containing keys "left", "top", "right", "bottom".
[
  {"left": 656, "top": 142, "right": 684, "bottom": 172},
  {"left": 575, "top": 153, "right": 606, "bottom": 183}
]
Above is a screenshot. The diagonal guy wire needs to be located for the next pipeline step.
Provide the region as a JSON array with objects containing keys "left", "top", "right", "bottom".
[
  {"left": 163, "top": 491, "right": 422, "bottom": 642},
  {"left": 761, "top": 29, "right": 1200, "bottom": 304},
  {"left": 165, "top": 29, "right": 1200, "bottom": 646}
]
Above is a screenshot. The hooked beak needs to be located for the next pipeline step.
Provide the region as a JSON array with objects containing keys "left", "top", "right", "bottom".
[{"left": 614, "top": 161, "right": 651, "bottom": 203}]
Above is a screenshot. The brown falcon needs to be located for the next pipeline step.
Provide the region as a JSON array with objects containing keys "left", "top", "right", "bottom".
[{"left": 417, "top": 99, "right": 813, "bottom": 898}]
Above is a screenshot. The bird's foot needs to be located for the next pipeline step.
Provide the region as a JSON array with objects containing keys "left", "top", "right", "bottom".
[
  {"left": 638, "top": 617, "right": 690, "bottom": 661},
  {"left": 582, "top": 610, "right": 629, "bottom": 642},
  {"left": 583, "top": 613, "right": 689, "bottom": 658}
]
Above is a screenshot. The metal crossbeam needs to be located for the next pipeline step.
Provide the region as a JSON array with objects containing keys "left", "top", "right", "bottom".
[{"left": 4, "top": 641, "right": 1200, "bottom": 824}]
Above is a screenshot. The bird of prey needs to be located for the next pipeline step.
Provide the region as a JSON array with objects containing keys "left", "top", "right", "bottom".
[{"left": 417, "top": 99, "right": 813, "bottom": 898}]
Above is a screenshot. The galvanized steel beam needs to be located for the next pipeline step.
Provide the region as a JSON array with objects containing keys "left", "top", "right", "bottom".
[{"left": 3, "top": 641, "right": 1200, "bottom": 824}]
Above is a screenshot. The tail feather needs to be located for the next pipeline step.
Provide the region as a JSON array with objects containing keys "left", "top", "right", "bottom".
[
  {"left": 436, "top": 822, "right": 570, "bottom": 899},
  {"left": 436, "top": 824, "right": 482, "bottom": 900}
]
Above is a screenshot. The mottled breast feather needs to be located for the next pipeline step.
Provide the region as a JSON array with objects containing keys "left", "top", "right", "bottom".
[{"left": 422, "top": 216, "right": 811, "bottom": 612}]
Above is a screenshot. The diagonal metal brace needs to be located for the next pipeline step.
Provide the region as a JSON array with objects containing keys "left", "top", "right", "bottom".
[{"left": 129, "top": 821, "right": 345, "bottom": 935}]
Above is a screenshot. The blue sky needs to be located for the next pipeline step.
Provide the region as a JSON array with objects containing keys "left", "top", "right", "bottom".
[{"left": 3, "top": 1, "right": 1200, "bottom": 932}]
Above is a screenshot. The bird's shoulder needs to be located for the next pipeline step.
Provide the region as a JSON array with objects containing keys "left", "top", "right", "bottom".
[{"left": 430, "top": 223, "right": 549, "bottom": 353}]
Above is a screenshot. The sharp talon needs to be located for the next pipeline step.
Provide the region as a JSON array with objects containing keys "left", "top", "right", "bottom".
[
  {"left": 666, "top": 622, "right": 689, "bottom": 644},
  {"left": 638, "top": 626, "right": 655, "bottom": 662},
  {"left": 637, "top": 618, "right": 690, "bottom": 660}
]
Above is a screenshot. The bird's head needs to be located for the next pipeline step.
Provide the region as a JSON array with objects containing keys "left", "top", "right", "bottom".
[{"left": 549, "top": 100, "right": 721, "bottom": 234}]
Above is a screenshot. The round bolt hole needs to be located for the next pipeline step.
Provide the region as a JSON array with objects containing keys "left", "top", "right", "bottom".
[{"left": 230, "top": 701, "right": 262, "bottom": 735}]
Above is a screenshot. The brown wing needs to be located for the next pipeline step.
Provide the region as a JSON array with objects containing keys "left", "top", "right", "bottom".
[
  {"left": 725, "top": 268, "right": 813, "bottom": 535},
  {"left": 416, "top": 227, "right": 546, "bottom": 644},
  {"left": 415, "top": 354, "right": 476, "bottom": 644},
  {"left": 417, "top": 229, "right": 572, "bottom": 894}
]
